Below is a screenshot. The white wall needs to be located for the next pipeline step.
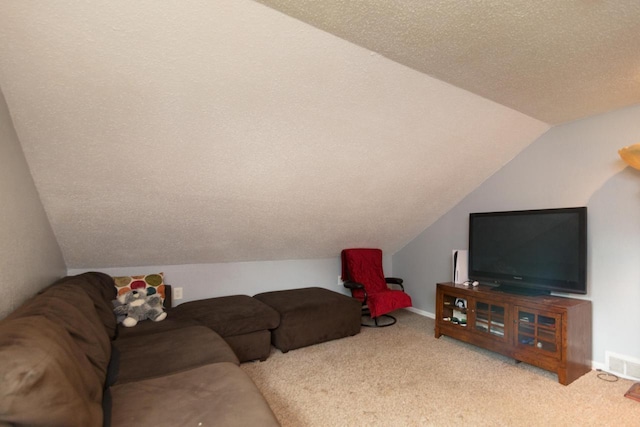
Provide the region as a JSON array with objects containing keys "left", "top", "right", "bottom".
[
  {"left": 0, "top": 88, "right": 66, "bottom": 319},
  {"left": 393, "top": 103, "right": 640, "bottom": 365},
  {"left": 69, "top": 255, "right": 393, "bottom": 305}
]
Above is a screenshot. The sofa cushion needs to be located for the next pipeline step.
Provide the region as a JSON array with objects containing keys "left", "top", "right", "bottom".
[
  {"left": 114, "top": 326, "right": 239, "bottom": 384},
  {"left": 7, "top": 286, "right": 112, "bottom": 381},
  {"left": 111, "top": 362, "right": 280, "bottom": 427},
  {"left": 0, "top": 316, "right": 104, "bottom": 427},
  {"left": 172, "top": 295, "right": 280, "bottom": 337},
  {"left": 43, "top": 272, "right": 118, "bottom": 339},
  {"left": 115, "top": 310, "right": 200, "bottom": 339}
]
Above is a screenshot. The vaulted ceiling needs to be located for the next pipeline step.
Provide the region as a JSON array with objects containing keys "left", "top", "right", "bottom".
[
  {"left": 0, "top": 1, "right": 637, "bottom": 268},
  {"left": 256, "top": 0, "right": 640, "bottom": 125}
]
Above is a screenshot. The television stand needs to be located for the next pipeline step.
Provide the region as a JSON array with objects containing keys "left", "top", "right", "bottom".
[
  {"left": 435, "top": 282, "right": 592, "bottom": 385},
  {"left": 490, "top": 284, "right": 551, "bottom": 296}
]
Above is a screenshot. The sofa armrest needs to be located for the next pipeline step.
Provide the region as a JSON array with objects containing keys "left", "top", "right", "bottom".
[{"left": 164, "top": 284, "right": 173, "bottom": 309}]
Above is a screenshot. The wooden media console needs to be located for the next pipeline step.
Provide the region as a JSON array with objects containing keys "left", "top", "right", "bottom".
[{"left": 435, "top": 282, "right": 592, "bottom": 385}]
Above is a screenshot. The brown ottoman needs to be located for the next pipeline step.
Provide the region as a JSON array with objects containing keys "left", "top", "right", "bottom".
[
  {"left": 172, "top": 295, "right": 280, "bottom": 362},
  {"left": 254, "top": 287, "right": 361, "bottom": 353}
]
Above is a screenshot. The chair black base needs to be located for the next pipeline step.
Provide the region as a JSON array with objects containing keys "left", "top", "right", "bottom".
[{"left": 361, "top": 314, "right": 397, "bottom": 328}]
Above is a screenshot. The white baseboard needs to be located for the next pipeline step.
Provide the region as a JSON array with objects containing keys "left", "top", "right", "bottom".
[{"left": 405, "top": 306, "right": 435, "bottom": 319}]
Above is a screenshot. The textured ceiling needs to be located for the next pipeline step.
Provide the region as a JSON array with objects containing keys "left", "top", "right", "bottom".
[
  {"left": 0, "top": 1, "right": 555, "bottom": 268},
  {"left": 255, "top": 0, "right": 640, "bottom": 124}
]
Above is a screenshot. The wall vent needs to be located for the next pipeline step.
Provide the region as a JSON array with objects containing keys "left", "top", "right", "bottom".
[{"left": 605, "top": 351, "right": 640, "bottom": 381}]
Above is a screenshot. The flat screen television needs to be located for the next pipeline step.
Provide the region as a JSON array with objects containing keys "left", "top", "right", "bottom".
[{"left": 468, "top": 207, "right": 587, "bottom": 295}]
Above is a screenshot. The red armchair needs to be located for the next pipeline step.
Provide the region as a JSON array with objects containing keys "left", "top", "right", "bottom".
[{"left": 341, "top": 248, "right": 412, "bottom": 327}]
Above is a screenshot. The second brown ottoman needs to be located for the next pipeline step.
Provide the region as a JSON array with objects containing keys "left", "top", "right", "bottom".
[{"left": 254, "top": 287, "right": 361, "bottom": 353}]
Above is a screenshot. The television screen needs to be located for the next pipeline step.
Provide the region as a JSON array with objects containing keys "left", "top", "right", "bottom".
[{"left": 468, "top": 207, "right": 587, "bottom": 295}]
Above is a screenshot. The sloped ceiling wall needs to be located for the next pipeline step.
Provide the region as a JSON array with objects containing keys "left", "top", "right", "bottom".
[
  {"left": 0, "top": 1, "right": 548, "bottom": 268},
  {"left": 0, "top": 88, "right": 66, "bottom": 318},
  {"left": 255, "top": 0, "right": 640, "bottom": 124}
]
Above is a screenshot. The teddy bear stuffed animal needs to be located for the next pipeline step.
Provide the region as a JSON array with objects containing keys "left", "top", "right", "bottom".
[{"left": 113, "top": 288, "right": 167, "bottom": 327}]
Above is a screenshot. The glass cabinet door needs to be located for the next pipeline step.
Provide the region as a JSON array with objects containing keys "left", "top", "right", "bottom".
[
  {"left": 516, "top": 307, "right": 561, "bottom": 355},
  {"left": 473, "top": 300, "right": 507, "bottom": 341}
]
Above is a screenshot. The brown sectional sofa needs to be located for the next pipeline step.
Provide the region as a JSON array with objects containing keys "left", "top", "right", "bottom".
[{"left": 0, "top": 272, "right": 280, "bottom": 426}]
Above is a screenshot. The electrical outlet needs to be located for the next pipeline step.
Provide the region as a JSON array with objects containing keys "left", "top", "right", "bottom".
[
  {"left": 173, "top": 287, "right": 183, "bottom": 300},
  {"left": 337, "top": 275, "right": 343, "bottom": 286}
]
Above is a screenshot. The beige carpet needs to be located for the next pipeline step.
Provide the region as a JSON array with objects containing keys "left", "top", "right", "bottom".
[{"left": 241, "top": 310, "right": 637, "bottom": 426}]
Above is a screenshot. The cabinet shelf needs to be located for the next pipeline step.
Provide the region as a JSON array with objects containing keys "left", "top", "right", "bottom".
[{"left": 435, "top": 282, "right": 592, "bottom": 385}]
